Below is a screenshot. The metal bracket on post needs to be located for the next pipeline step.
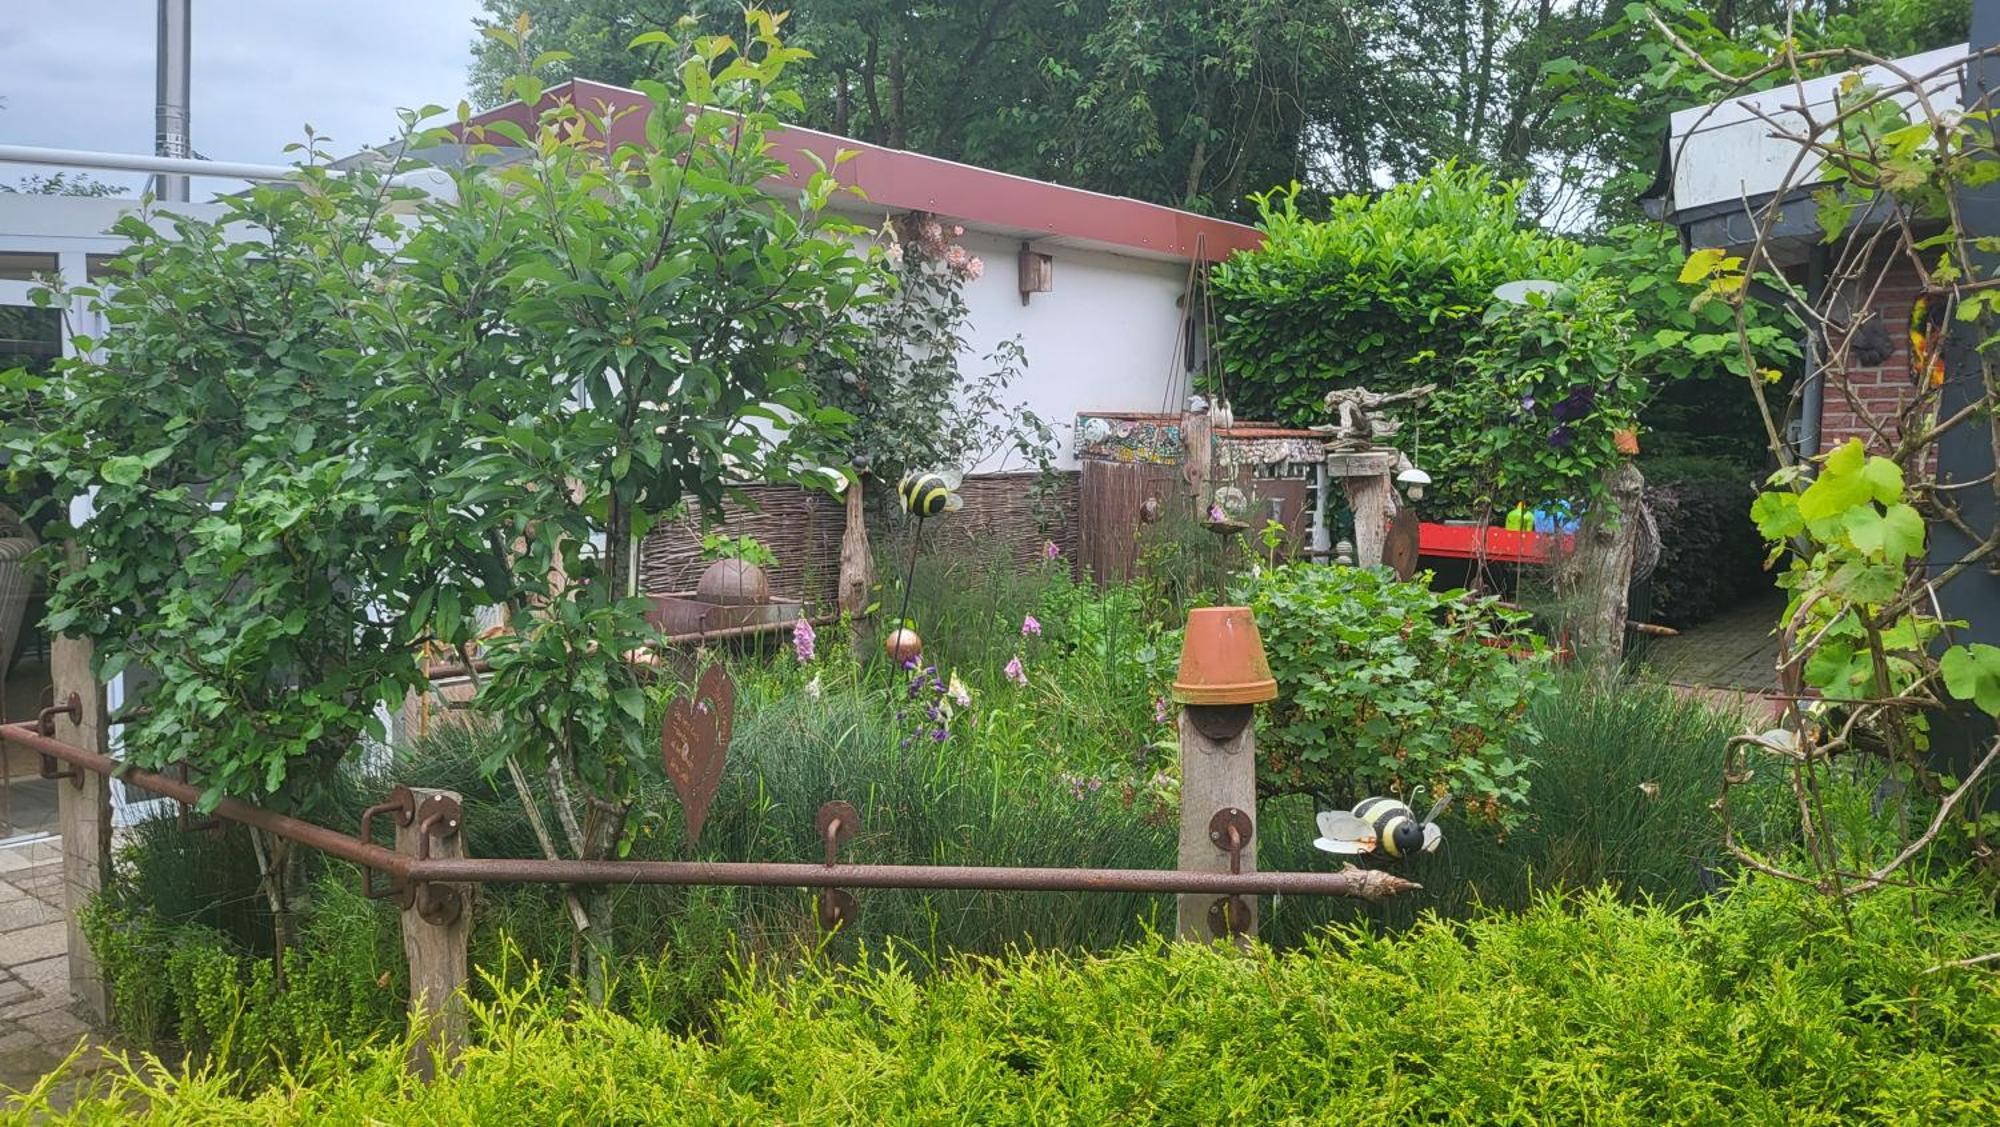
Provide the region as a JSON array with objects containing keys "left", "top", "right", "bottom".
[
  {"left": 359, "top": 785, "right": 416, "bottom": 905},
  {"left": 816, "top": 800, "right": 859, "bottom": 931},
  {"left": 1185, "top": 703, "right": 1254, "bottom": 742},
  {"left": 1208, "top": 808, "right": 1253, "bottom": 875},
  {"left": 1207, "top": 895, "right": 1255, "bottom": 938},
  {"left": 35, "top": 693, "right": 83, "bottom": 788},
  {"left": 412, "top": 793, "right": 466, "bottom": 927}
]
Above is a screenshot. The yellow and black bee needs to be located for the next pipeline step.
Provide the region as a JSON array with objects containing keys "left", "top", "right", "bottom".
[
  {"left": 1314, "top": 795, "right": 1450, "bottom": 858},
  {"left": 898, "top": 469, "right": 964, "bottom": 517}
]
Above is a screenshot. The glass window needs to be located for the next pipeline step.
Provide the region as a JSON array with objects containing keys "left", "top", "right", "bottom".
[
  {"left": 0, "top": 252, "right": 59, "bottom": 282},
  {"left": 0, "top": 306, "right": 62, "bottom": 374},
  {"left": 86, "top": 255, "right": 120, "bottom": 282}
]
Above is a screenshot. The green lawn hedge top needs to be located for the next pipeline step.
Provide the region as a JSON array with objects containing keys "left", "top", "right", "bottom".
[{"left": 16, "top": 876, "right": 1998, "bottom": 1125}]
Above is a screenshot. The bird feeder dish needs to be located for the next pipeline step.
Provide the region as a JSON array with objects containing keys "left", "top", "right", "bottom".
[{"left": 1171, "top": 607, "right": 1277, "bottom": 706}]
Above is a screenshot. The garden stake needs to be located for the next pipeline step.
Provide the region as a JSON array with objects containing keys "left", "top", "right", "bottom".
[{"left": 885, "top": 514, "right": 926, "bottom": 707}]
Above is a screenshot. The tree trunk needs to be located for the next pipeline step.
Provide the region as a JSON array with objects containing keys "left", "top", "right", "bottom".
[
  {"left": 576, "top": 795, "right": 631, "bottom": 1005},
  {"left": 1566, "top": 461, "right": 1646, "bottom": 667}
]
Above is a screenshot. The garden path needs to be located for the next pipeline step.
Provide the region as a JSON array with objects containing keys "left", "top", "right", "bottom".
[
  {"left": 0, "top": 838, "right": 110, "bottom": 1104},
  {"left": 1640, "top": 592, "right": 1789, "bottom": 720}
]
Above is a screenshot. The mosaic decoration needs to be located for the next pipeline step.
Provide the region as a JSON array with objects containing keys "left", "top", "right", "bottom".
[{"left": 1075, "top": 413, "right": 1185, "bottom": 464}]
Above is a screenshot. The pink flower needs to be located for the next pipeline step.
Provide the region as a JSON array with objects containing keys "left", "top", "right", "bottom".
[
  {"left": 962, "top": 256, "right": 984, "bottom": 280},
  {"left": 792, "top": 616, "right": 816, "bottom": 663},
  {"left": 1042, "top": 540, "right": 1061, "bottom": 561},
  {"left": 1208, "top": 504, "right": 1225, "bottom": 522},
  {"left": 884, "top": 243, "right": 904, "bottom": 266},
  {"left": 952, "top": 225, "right": 965, "bottom": 237},
  {"left": 1021, "top": 614, "right": 1041, "bottom": 638},
  {"left": 1004, "top": 655, "right": 1027, "bottom": 685},
  {"left": 1153, "top": 695, "right": 1171, "bottom": 725},
  {"left": 945, "top": 245, "right": 970, "bottom": 270}
]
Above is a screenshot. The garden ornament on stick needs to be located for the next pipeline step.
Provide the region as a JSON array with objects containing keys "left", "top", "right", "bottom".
[
  {"left": 1314, "top": 794, "right": 1451, "bottom": 859},
  {"left": 885, "top": 469, "right": 962, "bottom": 688},
  {"left": 661, "top": 664, "right": 735, "bottom": 849}
]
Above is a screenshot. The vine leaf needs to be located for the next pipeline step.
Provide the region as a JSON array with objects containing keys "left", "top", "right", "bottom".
[
  {"left": 1941, "top": 645, "right": 2000, "bottom": 716},
  {"left": 661, "top": 664, "right": 735, "bottom": 849}
]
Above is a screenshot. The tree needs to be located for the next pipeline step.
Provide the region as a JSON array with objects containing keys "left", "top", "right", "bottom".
[
  {"left": 1, "top": 171, "right": 124, "bottom": 198},
  {"left": 1, "top": 10, "right": 884, "bottom": 991},
  {"left": 442, "top": 11, "right": 882, "bottom": 994}
]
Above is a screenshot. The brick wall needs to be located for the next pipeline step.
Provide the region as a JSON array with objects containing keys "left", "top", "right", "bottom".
[{"left": 1817, "top": 257, "right": 1928, "bottom": 453}]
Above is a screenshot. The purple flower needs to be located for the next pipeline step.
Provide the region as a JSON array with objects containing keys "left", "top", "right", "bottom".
[
  {"left": 1208, "top": 504, "right": 1225, "bottom": 523},
  {"left": 791, "top": 616, "right": 816, "bottom": 663},
  {"left": 1021, "top": 614, "right": 1042, "bottom": 638},
  {"left": 1005, "top": 655, "right": 1027, "bottom": 685},
  {"left": 1549, "top": 425, "right": 1576, "bottom": 450},
  {"left": 1519, "top": 393, "right": 1536, "bottom": 413},
  {"left": 1551, "top": 385, "right": 1597, "bottom": 423},
  {"left": 1153, "top": 696, "right": 1171, "bottom": 725},
  {"left": 932, "top": 727, "right": 949, "bottom": 742},
  {"left": 1042, "top": 540, "right": 1062, "bottom": 561}
]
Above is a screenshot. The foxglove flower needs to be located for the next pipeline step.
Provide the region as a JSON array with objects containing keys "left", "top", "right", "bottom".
[
  {"left": 1021, "top": 614, "right": 1042, "bottom": 638},
  {"left": 792, "top": 616, "right": 816, "bottom": 663},
  {"left": 1042, "top": 539, "right": 1062, "bottom": 561},
  {"left": 1005, "top": 655, "right": 1027, "bottom": 685}
]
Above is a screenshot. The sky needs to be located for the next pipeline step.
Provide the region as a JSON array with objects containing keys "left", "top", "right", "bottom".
[{"left": 1, "top": 1, "right": 486, "bottom": 196}]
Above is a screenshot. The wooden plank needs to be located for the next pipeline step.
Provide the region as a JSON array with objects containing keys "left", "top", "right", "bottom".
[
  {"left": 51, "top": 545, "right": 111, "bottom": 1023},
  {"left": 397, "top": 788, "right": 470, "bottom": 1081},
  {"left": 1175, "top": 709, "right": 1258, "bottom": 941}
]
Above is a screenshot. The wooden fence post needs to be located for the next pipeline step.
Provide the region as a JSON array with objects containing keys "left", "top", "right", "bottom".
[
  {"left": 51, "top": 547, "right": 112, "bottom": 1024},
  {"left": 1172, "top": 606, "right": 1277, "bottom": 942},
  {"left": 395, "top": 788, "right": 469, "bottom": 1080},
  {"left": 1175, "top": 706, "right": 1259, "bottom": 941}
]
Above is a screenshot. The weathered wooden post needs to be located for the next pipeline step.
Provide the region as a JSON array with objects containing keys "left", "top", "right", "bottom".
[
  {"left": 50, "top": 545, "right": 112, "bottom": 1024},
  {"left": 395, "top": 788, "right": 470, "bottom": 1080},
  {"left": 1172, "top": 606, "right": 1278, "bottom": 941},
  {"left": 1325, "top": 450, "right": 1397, "bottom": 568}
]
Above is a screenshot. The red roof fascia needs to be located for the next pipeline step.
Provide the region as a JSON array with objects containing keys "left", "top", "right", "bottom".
[{"left": 451, "top": 80, "right": 1262, "bottom": 263}]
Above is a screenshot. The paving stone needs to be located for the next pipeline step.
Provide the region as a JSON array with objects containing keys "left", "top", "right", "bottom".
[
  {"left": 11, "top": 958, "right": 64, "bottom": 997},
  {"left": 0, "top": 881, "right": 28, "bottom": 905},
  {"left": 19, "top": 1010, "right": 89, "bottom": 1047},
  {"left": 0, "top": 851, "right": 29, "bottom": 876},
  {"left": 4, "top": 923, "right": 63, "bottom": 965},
  {"left": 0, "top": 895, "right": 60, "bottom": 932}
]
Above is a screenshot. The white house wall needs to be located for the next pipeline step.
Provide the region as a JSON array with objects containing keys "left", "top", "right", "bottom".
[{"left": 946, "top": 228, "right": 1193, "bottom": 472}]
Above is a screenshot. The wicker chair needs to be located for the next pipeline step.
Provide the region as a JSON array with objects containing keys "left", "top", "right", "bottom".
[{"left": 0, "top": 505, "right": 40, "bottom": 722}]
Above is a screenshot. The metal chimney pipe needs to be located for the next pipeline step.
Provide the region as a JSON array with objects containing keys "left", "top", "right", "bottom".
[{"left": 154, "top": 0, "right": 192, "bottom": 201}]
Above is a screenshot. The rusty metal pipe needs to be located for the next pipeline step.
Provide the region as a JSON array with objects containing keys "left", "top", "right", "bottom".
[
  {"left": 405, "top": 857, "right": 1417, "bottom": 900},
  {"left": 0, "top": 722, "right": 410, "bottom": 879},
  {"left": 3, "top": 720, "right": 1415, "bottom": 902}
]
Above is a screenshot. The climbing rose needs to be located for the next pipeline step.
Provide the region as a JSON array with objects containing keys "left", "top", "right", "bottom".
[
  {"left": 962, "top": 256, "right": 985, "bottom": 280},
  {"left": 792, "top": 616, "right": 816, "bottom": 663},
  {"left": 1004, "top": 655, "right": 1027, "bottom": 685}
]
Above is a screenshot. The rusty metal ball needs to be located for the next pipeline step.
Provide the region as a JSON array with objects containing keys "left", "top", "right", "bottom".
[{"left": 883, "top": 627, "right": 923, "bottom": 665}]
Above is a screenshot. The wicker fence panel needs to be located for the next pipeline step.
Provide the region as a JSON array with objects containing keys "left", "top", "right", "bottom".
[{"left": 637, "top": 472, "right": 1082, "bottom": 608}]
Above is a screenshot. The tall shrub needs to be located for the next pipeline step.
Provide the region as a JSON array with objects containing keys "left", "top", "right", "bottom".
[
  {"left": 1211, "top": 166, "right": 1647, "bottom": 512},
  {"left": 1238, "top": 563, "right": 1547, "bottom": 816}
]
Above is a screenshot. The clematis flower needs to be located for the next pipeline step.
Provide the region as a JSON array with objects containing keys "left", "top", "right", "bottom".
[
  {"left": 1005, "top": 655, "right": 1027, "bottom": 685},
  {"left": 1021, "top": 614, "right": 1042, "bottom": 638}
]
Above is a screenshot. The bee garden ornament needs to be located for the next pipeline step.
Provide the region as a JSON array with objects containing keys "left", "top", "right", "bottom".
[
  {"left": 1313, "top": 795, "right": 1451, "bottom": 859},
  {"left": 898, "top": 469, "right": 964, "bottom": 517}
]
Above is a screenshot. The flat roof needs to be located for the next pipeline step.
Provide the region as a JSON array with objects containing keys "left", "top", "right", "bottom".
[{"left": 452, "top": 79, "right": 1263, "bottom": 265}]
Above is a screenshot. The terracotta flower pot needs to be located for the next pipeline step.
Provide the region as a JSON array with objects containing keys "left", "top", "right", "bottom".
[
  {"left": 1613, "top": 428, "right": 1640, "bottom": 457},
  {"left": 696, "top": 559, "right": 770, "bottom": 607},
  {"left": 1171, "top": 606, "right": 1277, "bottom": 706}
]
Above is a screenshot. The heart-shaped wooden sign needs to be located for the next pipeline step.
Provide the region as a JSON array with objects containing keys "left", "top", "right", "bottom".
[{"left": 661, "top": 664, "right": 735, "bottom": 849}]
